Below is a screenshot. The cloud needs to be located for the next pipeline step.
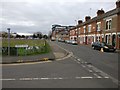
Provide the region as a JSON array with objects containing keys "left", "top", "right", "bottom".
[
  {"left": 0, "top": 0, "right": 116, "bottom": 34},
  {"left": 7, "top": 21, "right": 36, "bottom": 26}
]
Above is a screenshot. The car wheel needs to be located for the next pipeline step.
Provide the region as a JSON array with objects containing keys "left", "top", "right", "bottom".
[
  {"left": 92, "top": 46, "right": 95, "bottom": 50},
  {"left": 113, "top": 49, "right": 116, "bottom": 52}
]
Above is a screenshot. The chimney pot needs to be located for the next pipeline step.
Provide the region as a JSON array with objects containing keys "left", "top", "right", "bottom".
[
  {"left": 85, "top": 16, "right": 91, "bottom": 21},
  {"left": 97, "top": 9, "right": 105, "bottom": 16},
  {"left": 116, "top": 0, "right": 120, "bottom": 8},
  {"left": 78, "top": 20, "right": 83, "bottom": 24}
]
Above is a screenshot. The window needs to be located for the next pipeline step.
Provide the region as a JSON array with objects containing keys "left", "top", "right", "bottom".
[
  {"left": 97, "top": 22, "right": 101, "bottom": 31},
  {"left": 109, "top": 20, "right": 112, "bottom": 29},
  {"left": 106, "top": 19, "right": 112, "bottom": 30},
  {"left": 83, "top": 26, "right": 86, "bottom": 33},
  {"left": 78, "top": 28, "right": 81, "bottom": 34},
  {"left": 106, "top": 21, "right": 109, "bottom": 30},
  {"left": 88, "top": 25, "right": 91, "bottom": 32},
  {"left": 73, "top": 30, "right": 75, "bottom": 35}
]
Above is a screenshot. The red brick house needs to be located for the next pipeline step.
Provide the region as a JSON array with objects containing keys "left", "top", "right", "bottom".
[{"left": 69, "top": 0, "right": 120, "bottom": 49}]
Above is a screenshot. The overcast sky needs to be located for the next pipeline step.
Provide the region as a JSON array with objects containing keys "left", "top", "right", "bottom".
[{"left": 0, "top": 0, "right": 117, "bottom": 35}]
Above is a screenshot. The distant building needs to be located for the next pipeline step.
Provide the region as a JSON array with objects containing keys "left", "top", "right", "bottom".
[
  {"left": 11, "top": 32, "right": 17, "bottom": 37},
  {"left": 51, "top": 24, "right": 75, "bottom": 41}
]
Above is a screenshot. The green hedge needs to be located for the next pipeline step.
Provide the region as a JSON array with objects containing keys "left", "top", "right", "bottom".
[{"left": 2, "top": 41, "right": 51, "bottom": 56}]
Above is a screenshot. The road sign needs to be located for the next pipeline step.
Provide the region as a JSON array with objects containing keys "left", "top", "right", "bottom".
[{"left": 15, "top": 45, "right": 28, "bottom": 48}]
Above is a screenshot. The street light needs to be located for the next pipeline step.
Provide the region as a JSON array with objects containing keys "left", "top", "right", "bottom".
[{"left": 7, "top": 28, "right": 10, "bottom": 56}]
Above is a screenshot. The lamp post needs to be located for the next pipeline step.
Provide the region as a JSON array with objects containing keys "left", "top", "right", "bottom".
[{"left": 7, "top": 28, "right": 10, "bottom": 56}]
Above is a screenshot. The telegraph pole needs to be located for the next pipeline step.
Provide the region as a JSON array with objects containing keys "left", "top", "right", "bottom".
[{"left": 89, "top": 8, "right": 92, "bottom": 16}]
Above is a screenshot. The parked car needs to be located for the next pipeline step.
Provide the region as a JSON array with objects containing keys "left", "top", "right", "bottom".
[
  {"left": 58, "top": 39, "right": 64, "bottom": 42},
  {"left": 65, "top": 40, "right": 71, "bottom": 44},
  {"left": 51, "top": 37, "right": 55, "bottom": 41},
  {"left": 91, "top": 42, "right": 116, "bottom": 52},
  {"left": 70, "top": 40, "right": 78, "bottom": 45}
]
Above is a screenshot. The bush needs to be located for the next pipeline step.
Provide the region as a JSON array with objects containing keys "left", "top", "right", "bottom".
[{"left": 2, "top": 40, "right": 51, "bottom": 56}]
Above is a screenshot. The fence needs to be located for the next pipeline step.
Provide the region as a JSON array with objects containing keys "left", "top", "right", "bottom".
[{"left": 2, "top": 45, "right": 47, "bottom": 56}]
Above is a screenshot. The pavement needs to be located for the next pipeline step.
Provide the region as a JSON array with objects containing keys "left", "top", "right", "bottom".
[{"left": 1, "top": 41, "right": 68, "bottom": 64}]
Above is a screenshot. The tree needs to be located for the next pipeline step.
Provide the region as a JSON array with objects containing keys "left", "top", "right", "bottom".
[
  {"left": 33, "top": 32, "right": 43, "bottom": 39},
  {"left": 43, "top": 35, "right": 48, "bottom": 39},
  {"left": 16, "top": 34, "right": 21, "bottom": 38},
  {"left": 37, "top": 33, "right": 42, "bottom": 39},
  {"left": 2, "top": 32, "right": 8, "bottom": 38},
  {"left": 33, "top": 34, "right": 37, "bottom": 39},
  {"left": 2, "top": 31, "right": 15, "bottom": 38},
  {"left": 21, "top": 35, "right": 25, "bottom": 38}
]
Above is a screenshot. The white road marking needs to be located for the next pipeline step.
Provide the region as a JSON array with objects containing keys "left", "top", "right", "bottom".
[
  {"left": 81, "top": 65, "right": 86, "bottom": 67},
  {"left": 93, "top": 73, "right": 103, "bottom": 79},
  {"left": 85, "top": 62, "right": 88, "bottom": 64},
  {"left": 33, "top": 78, "right": 39, "bottom": 80},
  {"left": 88, "top": 69, "right": 93, "bottom": 72},
  {"left": 75, "top": 61, "right": 80, "bottom": 63},
  {"left": 81, "top": 77, "right": 93, "bottom": 79},
  {"left": 97, "top": 76, "right": 102, "bottom": 79},
  {"left": 0, "top": 78, "right": 16, "bottom": 81},
  {"left": 72, "top": 56, "right": 118, "bottom": 85},
  {"left": 77, "top": 59, "right": 81, "bottom": 61},
  {"left": 104, "top": 77, "right": 109, "bottom": 79},
  {"left": 1, "top": 76, "right": 111, "bottom": 81},
  {"left": 58, "top": 78, "right": 63, "bottom": 80},
  {"left": 93, "top": 73, "right": 100, "bottom": 77},
  {"left": 75, "top": 77, "right": 81, "bottom": 79},
  {"left": 20, "top": 78, "right": 33, "bottom": 80},
  {"left": 41, "top": 78, "right": 49, "bottom": 80},
  {"left": 53, "top": 78, "right": 58, "bottom": 79}
]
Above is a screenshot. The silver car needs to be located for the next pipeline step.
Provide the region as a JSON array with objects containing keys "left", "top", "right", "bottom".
[{"left": 70, "top": 40, "right": 78, "bottom": 45}]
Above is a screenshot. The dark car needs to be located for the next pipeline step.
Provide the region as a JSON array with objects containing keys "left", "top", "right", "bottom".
[{"left": 91, "top": 42, "right": 116, "bottom": 52}]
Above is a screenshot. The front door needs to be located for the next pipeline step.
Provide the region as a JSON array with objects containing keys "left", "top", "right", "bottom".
[
  {"left": 85, "top": 36, "right": 87, "bottom": 44},
  {"left": 112, "top": 34, "right": 116, "bottom": 47},
  {"left": 105, "top": 35, "right": 108, "bottom": 43}
]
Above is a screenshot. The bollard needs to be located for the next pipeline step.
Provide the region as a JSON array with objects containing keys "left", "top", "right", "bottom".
[
  {"left": 43, "top": 58, "right": 49, "bottom": 61},
  {"left": 100, "top": 48, "right": 104, "bottom": 52}
]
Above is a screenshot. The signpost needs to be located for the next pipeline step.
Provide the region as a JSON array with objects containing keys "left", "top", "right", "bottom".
[
  {"left": 15, "top": 45, "right": 28, "bottom": 56},
  {"left": 15, "top": 45, "right": 28, "bottom": 48}
]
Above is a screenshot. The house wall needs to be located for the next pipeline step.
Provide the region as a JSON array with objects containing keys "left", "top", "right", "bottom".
[
  {"left": 116, "top": 12, "right": 120, "bottom": 49},
  {"left": 76, "top": 10, "right": 120, "bottom": 49}
]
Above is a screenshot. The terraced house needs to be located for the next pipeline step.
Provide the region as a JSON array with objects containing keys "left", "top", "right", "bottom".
[{"left": 69, "top": 0, "right": 120, "bottom": 49}]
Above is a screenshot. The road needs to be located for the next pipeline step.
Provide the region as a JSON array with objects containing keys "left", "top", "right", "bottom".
[{"left": 2, "top": 41, "right": 119, "bottom": 88}]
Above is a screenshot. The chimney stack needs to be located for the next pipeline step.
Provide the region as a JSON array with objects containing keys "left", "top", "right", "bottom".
[
  {"left": 85, "top": 16, "right": 91, "bottom": 21},
  {"left": 116, "top": 0, "right": 120, "bottom": 8},
  {"left": 78, "top": 20, "right": 83, "bottom": 24},
  {"left": 97, "top": 9, "right": 105, "bottom": 16}
]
